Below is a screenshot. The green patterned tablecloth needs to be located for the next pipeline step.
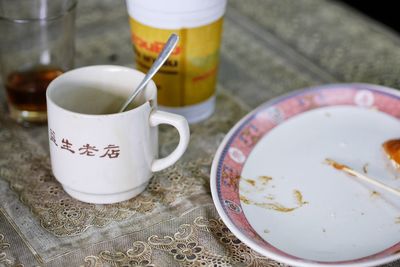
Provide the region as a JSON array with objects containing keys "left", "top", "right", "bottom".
[{"left": 1, "top": 0, "right": 400, "bottom": 266}]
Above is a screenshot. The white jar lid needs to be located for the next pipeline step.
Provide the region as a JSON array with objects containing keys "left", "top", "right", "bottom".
[{"left": 126, "top": 0, "right": 227, "bottom": 29}]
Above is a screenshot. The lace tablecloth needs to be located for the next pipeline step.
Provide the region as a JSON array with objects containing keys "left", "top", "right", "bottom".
[{"left": 1, "top": 0, "right": 400, "bottom": 266}]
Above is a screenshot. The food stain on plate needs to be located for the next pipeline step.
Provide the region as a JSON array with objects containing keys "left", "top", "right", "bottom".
[
  {"left": 324, "top": 158, "right": 352, "bottom": 174},
  {"left": 240, "top": 195, "right": 251, "bottom": 205},
  {"left": 264, "top": 194, "right": 275, "bottom": 200},
  {"left": 241, "top": 176, "right": 275, "bottom": 193},
  {"left": 254, "top": 201, "right": 297, "bottom": 212},
  {"left": 244, "top": 178, "right": 256, "bottom": 186},
  {"left": 294, "top": 189, "right": 308, "bottom": 206},
  {"left": 240, "top": 175, "right": 308, "bottom": 212},
  {"left": 259, "top": 175, "right": 272, "bottom": 185},
  {"left": 370, "top": 190, "right": 381, "bottom": 199}
]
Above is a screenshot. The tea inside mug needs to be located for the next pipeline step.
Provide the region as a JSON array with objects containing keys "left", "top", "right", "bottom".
[{"left": 50, "top": 82, "right": 147, "bottom": 115}]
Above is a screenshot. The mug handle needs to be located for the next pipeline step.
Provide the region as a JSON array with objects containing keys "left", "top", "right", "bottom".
[{"left": 149, "top": 110, "right": 190, "bottom": 172}]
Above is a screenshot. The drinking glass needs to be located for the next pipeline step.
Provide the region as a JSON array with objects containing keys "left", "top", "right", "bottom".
[{"left": 0, "top": 0, "right": 77, "bottom": 124}]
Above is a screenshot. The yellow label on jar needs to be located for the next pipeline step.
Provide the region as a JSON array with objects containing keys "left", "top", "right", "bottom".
[{"left": 129, "top": 18, "right": 223, "bottom": 107}]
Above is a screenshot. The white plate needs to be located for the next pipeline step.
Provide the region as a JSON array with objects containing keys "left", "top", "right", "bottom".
[{"left": 211, "top": 84, "right": 400, "bottom": 267}]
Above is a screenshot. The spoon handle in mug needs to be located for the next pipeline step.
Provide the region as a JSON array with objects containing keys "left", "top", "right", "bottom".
[{"left": 119, "top": 34, "right": 179, "bottom": 112}]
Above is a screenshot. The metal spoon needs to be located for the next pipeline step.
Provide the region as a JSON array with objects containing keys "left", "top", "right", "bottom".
[{"left": 118, "top": 33, "right": 179, "bottom": 112}]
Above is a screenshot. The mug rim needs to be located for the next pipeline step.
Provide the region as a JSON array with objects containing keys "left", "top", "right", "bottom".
[{"left": 46, "top": 65, "right": 157, "bottom": 119}]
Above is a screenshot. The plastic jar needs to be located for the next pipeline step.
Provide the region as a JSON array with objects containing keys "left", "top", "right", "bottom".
[{"left": 126, "top": 0, "right": 227, "bottom": 123}]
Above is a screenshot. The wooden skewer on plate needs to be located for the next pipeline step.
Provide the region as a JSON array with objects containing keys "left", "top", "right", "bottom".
[{"left": 325, "top": 158, "right": 400, "bottom": 197}]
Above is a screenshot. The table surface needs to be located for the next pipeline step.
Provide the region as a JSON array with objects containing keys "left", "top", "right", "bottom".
[{"left": 1, "top": 0, "right": 400, "bottom": 266}]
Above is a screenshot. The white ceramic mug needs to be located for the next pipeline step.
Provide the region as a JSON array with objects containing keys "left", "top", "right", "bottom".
[{"left": 46, "top": 65, "right": 190, "bottom": 204}]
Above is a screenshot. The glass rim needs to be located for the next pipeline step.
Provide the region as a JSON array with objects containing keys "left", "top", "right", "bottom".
[{"left": 0, "top": 0, "right": 77, "bottom": 23}]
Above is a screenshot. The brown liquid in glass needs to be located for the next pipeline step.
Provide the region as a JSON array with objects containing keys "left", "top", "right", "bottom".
[{"left": 5, "top": 66, "right": 63, "bottom": 111}]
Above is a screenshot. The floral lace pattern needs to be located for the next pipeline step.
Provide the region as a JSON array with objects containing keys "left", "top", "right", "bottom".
[
  {"left": 0, "top": 126, "right": 207, "bottom": 237},
  {"left": 0, "top": 234, "right": 10, "bottom": 266},
  {"left": 0, "top": 233, "right": 23, "bottom": 267},
  {"left": 84, "top": 216, "right": 286, "bottom": 267},
  {"left": 84, "top": 241, "right": 154, "bottom": 267},
  {"left": 0, "top": 91, "right": 246, "bottom": 237},
  {"left": 195, "top": 217, "right": 285, "bottom": 267}
]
